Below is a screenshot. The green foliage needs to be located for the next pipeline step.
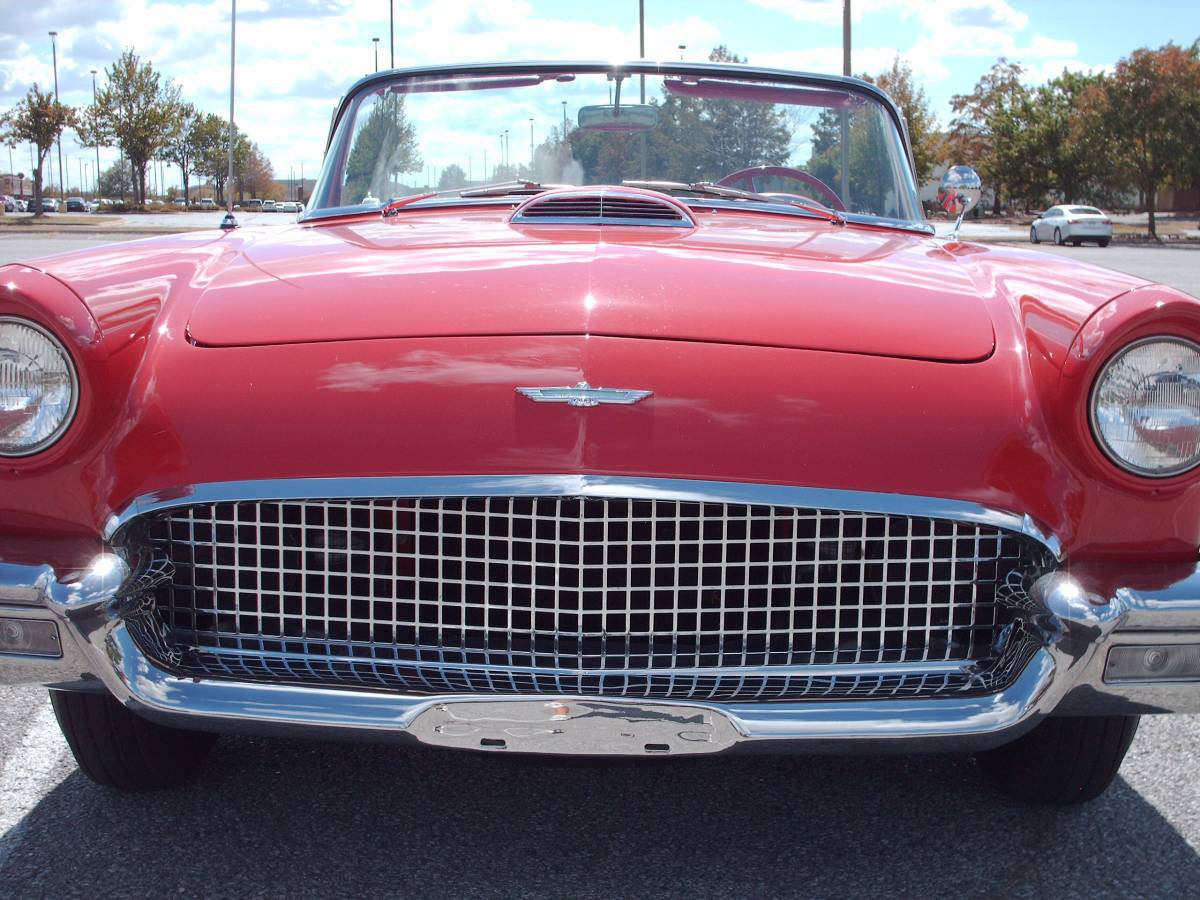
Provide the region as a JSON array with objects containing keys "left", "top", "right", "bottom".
[
  {"left": 864, "top": 56, "right": 941, "bottom": 187},
  {"left": 943, "top": 45, "right": 1200, "bottom": 227},
  {"left": 97, "top": 159, "right": 134, "bottom": 198},
  {"left": 344, "top": 93, "right": 422, "bottom": 202},
  {"left": 159, "top": 103, "right": 203, "bottom": 200},
  {"left": 89, "top": 50, "right": 184, "bottom": 207},
  {"left": 946, "top": 59, "right": 1027, "bottom": 213},
  {"left": 235, "top": 141, "right": 274, "bottom": 200},
  {"left": 192, "top": 113, "right": 248, "bottom": 204},
  {"left": 0, "top": 84, "right": 76, "bottom": 215},
  {"left": 437, "top": 163, "right": 466, "bottom": 190},
  {"left": 1085, "top": 43, "right": 1200, "bottom": 235},
  {"left": 570, "top": 46, "right": 792, "bottom": 186}
]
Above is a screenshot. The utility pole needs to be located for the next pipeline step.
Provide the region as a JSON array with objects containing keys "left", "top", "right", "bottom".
[
  {"left": 373, "top": 37, "right": 379, "bottom": 73},
  {"left": 389, "top": 0, "right": 395, "bottom": 69},
  {"left": 840, "top": 0, "right": 850, "bottom": 208},
  {"left": 561, "top": 100, "right": 567, "bottom": 137},
  {"left": 49, "top": 31, "right": 65, "bottom": 204},
  {"left": 529, "top": 117, "right": 534, "bottom": 167}
]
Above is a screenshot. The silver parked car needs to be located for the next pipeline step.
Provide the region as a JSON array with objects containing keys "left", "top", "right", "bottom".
[{"left": 1030, "top": 205, "right": 1113, "bottom": 247}]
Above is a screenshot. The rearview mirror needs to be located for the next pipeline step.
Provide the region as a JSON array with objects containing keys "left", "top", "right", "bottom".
[{"left": 577, "top": 104, "right": 658, "bottom": 133}]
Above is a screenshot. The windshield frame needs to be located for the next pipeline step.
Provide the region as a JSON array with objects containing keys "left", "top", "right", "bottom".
[{"left": 306, "top": 59, "right": 923, "bottom": 226}]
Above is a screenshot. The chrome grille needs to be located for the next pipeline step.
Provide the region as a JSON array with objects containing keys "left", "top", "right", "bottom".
[{"left": 127, "top": 496, "right": 1050, "bottom": 701}]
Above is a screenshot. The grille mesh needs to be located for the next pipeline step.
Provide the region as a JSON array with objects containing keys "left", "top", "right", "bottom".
[
  {"left": 512, "top": 192, "right": 691, "bottom": 225},
  {"left": 128, "top": 496, "right": 1049, "bottom": 701}
]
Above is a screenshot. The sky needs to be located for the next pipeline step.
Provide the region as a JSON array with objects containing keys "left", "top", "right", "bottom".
[{"left": 0, "top": 0, "right": 1196, "bottom": 192}]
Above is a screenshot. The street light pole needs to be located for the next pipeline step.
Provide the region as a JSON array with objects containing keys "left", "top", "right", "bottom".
[
  {"left": 90, "top": 69, "right": 102, "bottom": 197},
  {"left": 678, "top": 44, "right": 686, "bottom": 60},
  {"left": 223, "top": 0, "right": 238, "bottom": 226},
  {"left": 373, "top": 37, "right": 379, "bottom": 73},
  {"left": 389, "top": 0, "right": 395, "bottom": 69},
  {"left": 638, "top": 0, "right": 646, "bottom": 179},
  {"left": 561, "top": 100, "right": 567, "bottom": 137},
  {"left": 49, "top": 31, "right": 65, "bottom": 204},
  {"left": 529, "top": 117, "right": 534, "bottom": 168}
]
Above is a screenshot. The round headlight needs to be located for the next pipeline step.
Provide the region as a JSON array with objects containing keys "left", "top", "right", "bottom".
[
  {"left": 1091, "top": 336, "right": 1200, "bottom": 477},
  {"left": 0, "top": 316, "right": 78, "bottom": 456}
]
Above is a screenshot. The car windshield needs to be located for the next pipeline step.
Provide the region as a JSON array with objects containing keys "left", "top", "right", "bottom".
[{"left": 308, "top": 64, "right": 923, "bottom": 225}]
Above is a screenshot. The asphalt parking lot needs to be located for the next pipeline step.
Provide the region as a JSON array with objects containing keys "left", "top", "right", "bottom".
[{"left": 1, "top": 231, "right": 1198, "bottom": 897}]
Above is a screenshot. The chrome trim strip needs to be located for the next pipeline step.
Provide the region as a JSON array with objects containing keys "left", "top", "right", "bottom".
[
  {"left": 98, "top": 621, "right": 1055, "bottom": 747},
  {"left": 184, "top": 642, "right": 976, "bottom": 682},
  {"left": 103, "top": 475, "right": 1064, "bottom": 558}
]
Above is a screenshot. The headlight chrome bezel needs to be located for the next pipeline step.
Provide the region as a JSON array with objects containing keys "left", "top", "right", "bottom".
[
  {"left": 0, "top": 315, "right": 80, "bottom": 458},
  {"left": 1089, "top": 334, "right": 1200, "bottom": 479}
]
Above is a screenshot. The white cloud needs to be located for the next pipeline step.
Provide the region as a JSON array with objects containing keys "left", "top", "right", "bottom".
[{"left": 1021, "top": 58, "right": 1113, "bottom": 84}]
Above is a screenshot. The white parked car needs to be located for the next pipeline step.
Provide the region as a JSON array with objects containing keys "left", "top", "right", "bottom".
[
  {"left": 276, "top": 200, "right": 301, "bottom": 213},
  {"left": 1030, "top": 205, "right": 1113, "bottom": 247}
]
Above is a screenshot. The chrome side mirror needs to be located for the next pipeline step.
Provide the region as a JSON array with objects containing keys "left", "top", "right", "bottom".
[{"left": 938, "top": 165, "right": 982, "bottom": 241}]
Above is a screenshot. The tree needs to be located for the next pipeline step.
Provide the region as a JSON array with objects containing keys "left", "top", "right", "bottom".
[
  {"left": 946, "top": 59, "right": 1028, "bottom": 213},
  {"left": 89, "top": 50, "right": 184, "bottom": 207},
  {"left": 160, "top": 103, "right": 202, "bottom": 202},
  {"left": 437, "top": 163, "right": 466, "bottom": 190},
  {"left": 97, "top": 159, "right": 134, "bottom": 199},
  {"left": 193, "top": 113, "right": 248, "bottom": 204},
  {"left": 0, "top": 84, "right": 75, "bottom": 217},
  {"left": 570, "top": 46, "right": 792, "bottom": 185},
  {"left": 865, "top": 56, "right": 941, "bottom": 187},
  {"left": 235, "top": 141, "right": 274, "bottom": 200},
  {"left": 344, "top": 93, "right": 422, "bottom": 202},
  {"left": 1084, "top": 44, "right": 1200, "bottom": 237},
  {"left": 986, "top": 69, "right": 1116, "bottom": 209}
]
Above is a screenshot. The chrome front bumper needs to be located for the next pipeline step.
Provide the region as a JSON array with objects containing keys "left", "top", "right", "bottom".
[{"left": 3, "top": 556, "right": 1200, "bottom": 754}]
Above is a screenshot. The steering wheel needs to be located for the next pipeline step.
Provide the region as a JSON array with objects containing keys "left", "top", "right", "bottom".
[{"left": 717, "top": 166, "right": 846, "bottom": 212}]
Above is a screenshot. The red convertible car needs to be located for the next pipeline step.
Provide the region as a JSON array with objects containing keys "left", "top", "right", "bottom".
[{"left": 3, "top": 61, "right": 1199, "bottom": 803}]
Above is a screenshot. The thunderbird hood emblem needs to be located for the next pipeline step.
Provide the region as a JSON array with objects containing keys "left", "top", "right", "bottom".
[{"left": 516, "top": 381, "right": 652, "bottom": 408}]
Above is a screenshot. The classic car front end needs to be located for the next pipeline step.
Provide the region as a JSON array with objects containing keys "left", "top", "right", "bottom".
[{"left": 3, "top": 61, "right": 1200, "bottom": 803}]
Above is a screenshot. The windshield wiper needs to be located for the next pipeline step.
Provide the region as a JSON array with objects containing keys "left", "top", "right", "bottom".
[
  {"left": 458, "top": 180, "right": 552, "bottom": 198},
  {"left": 622, "top": 180, "right": 845, "bottom": 225},
  {"left": 380, "top": 180, "right": 557, "bottom": 217}
]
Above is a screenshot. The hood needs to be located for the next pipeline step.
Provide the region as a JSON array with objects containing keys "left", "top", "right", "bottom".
[{"left": 183, "top": 209, "right": 999, "bottom": 362}]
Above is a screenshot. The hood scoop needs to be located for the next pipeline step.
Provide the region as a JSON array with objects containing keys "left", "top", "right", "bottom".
[{"left": 510, "top": 187, "right": 694, "bottom": 227}]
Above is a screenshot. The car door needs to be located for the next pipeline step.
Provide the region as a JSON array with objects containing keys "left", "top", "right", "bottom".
[{"left": 1043, "top": 207, "right": 1062, "bottom": 240}]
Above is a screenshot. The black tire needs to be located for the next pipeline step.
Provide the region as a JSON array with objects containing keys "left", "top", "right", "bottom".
[
  {"left": 976, "top": 715, "right": 1140, "bottom": 804},
  {"left": 49, "top": 689, "right": 218, "bottom": 791},
  {"left": 1054, "top": 227, "right": 1064, "bottom": 245},
  {"left": 1099, "top": 238, "right": 1110, "bottom": 247},
  {"left": 1029, "top": 226, "right": 1040, "bottom": 244}
]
